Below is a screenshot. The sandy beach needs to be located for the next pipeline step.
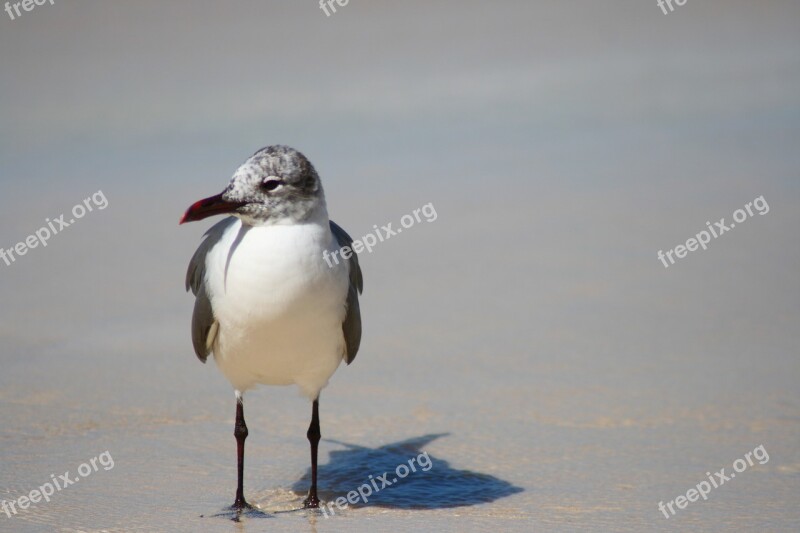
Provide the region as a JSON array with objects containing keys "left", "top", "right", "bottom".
[{"left": 1, "top": 1, "right": 799, "bottom": 531}]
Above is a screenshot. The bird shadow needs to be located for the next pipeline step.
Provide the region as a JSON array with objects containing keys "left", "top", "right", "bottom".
[{"left": 289, "top": 433, "right": 523, "bottom": 509}]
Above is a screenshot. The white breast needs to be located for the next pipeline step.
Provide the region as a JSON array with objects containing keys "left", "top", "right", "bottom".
[{"left": 203, "top": 215, "right": 350, "bottom": 399}]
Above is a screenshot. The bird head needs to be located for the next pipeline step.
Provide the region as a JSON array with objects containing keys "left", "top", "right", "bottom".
[{"left": 180, "top": 145, "right": 325, "bottom": 226}]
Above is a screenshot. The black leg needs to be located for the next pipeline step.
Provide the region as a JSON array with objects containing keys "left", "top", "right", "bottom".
[
  {"left": 232, "top": 394, "right": 250, "bottom": 511},
  {"left": 303, "top": 398, "right": 321, "bottom": 508}
]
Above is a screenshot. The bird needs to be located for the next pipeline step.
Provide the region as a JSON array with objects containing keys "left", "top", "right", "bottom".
[{"left": 179, "top": 145, "right": 363, "bottom": 513}]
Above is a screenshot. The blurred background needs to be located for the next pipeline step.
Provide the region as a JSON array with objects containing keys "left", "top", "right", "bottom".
[{"left": 1, "top": 1, "right": 798, "bottom": 531}]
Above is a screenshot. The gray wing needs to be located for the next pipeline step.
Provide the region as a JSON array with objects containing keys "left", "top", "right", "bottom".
[
  {"left": 330, "top": 220, "right": 363, "bottom": 364},
  {"left": 186, "top": 217, "right": 236, "bottom": 363}
]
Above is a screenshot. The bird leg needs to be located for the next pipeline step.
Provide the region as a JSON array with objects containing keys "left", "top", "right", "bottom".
[
  {"left": 303, "top": 398, "right": 321, "bottom": 508},
  {"left": 232, "top": 394, "right": 250, "bottom": 511}
]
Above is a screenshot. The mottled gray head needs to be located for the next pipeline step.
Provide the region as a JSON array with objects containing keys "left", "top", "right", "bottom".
[{"left": 180, "top": 145, "right": 326, "bottom": 226}]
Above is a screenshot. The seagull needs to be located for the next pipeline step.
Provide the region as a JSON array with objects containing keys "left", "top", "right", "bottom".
[{"left": 180, "top": 145, "right": 363, "bottom": 513}]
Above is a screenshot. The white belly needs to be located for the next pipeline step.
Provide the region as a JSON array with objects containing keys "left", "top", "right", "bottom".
[{"left": 204, "top": 218, "right": 349, "bottom": 399}]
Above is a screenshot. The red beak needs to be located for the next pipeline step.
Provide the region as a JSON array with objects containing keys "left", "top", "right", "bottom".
[{"left": 180, "top": 193, "right": 245, "bottom": 224}]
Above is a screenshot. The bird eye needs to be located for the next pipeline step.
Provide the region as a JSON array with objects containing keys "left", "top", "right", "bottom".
[{"left": 261, "top": 179, "right": 282, "bottom": 192}]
